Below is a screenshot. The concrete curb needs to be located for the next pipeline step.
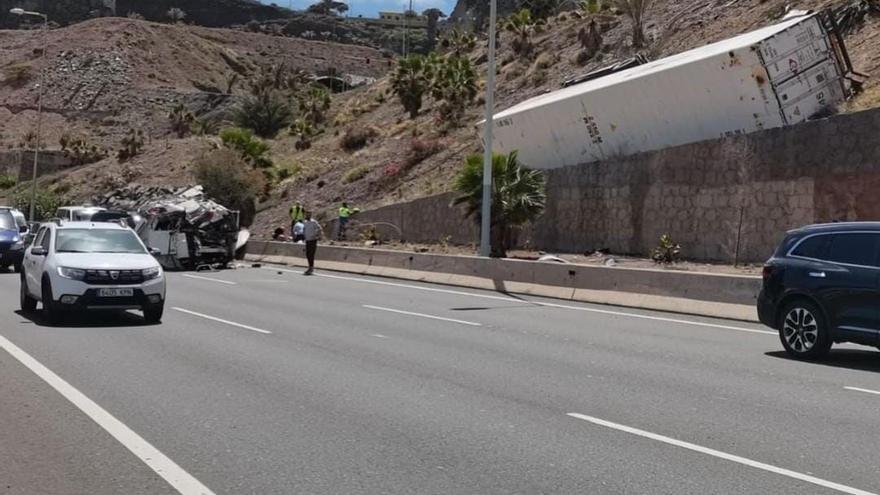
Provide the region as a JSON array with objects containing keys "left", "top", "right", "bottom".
[{"left": 245, "top": 241, "right": 760, "bottom": 322}]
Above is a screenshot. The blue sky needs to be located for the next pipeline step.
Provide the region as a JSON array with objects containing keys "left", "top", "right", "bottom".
[{"left": 262, "top": 0, "right": 456, "bottom": 18}]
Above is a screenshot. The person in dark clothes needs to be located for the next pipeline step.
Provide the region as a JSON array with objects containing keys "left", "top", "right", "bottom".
[{"left": 302, "top": 211, "right": 323, "bottom": 275}]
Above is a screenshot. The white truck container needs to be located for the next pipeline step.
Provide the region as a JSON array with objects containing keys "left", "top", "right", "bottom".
[{"left": 480, "top": 12, "right": 856, "bottom": 170}]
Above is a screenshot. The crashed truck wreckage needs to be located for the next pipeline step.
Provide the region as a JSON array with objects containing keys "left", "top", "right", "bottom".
[{"left": 96, "top": 185, "right": 249, "bottom": 270}]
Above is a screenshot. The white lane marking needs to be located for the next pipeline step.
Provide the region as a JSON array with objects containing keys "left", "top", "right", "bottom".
[
  {"left": 264, "top": 266, "right": 770, "bottom": 335},
  {"left": 371, "top": 333, "right": 390, "bottom": 339},
  {"left": 363, "top": 305, "right": 482, "bottom": 327},
  {"left": 172, "top": 307, "right": 272, "bottom": 334},
  {"left": 845, "top": 386, "right": 880, "bottom": 396},
  {"left": 0, "top": 335, "right": 215, "bottom": 495},
  {"left": 567, "top": 413, "right": 876, "bottom": 495},
  {"left": 182, "top": 274, "right": 237, "bottom": 285}
]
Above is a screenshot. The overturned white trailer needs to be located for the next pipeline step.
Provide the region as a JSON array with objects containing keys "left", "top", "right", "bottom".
[{"left": 480, "top": 11, "right": 860, "bottom": 169}]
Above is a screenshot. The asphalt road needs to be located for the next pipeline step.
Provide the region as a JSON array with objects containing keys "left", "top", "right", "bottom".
[{"left": 1, "top": 264, "right": 879, "bottom": 495}]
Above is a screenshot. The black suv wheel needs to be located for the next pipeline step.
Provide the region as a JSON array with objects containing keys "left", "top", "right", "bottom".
[{"left": 778, "top": 299, "right": 832, "bottom": 360}]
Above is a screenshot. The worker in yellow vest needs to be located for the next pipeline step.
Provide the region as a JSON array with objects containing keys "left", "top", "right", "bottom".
[
  {"left": 289, "top": 201, "right": 305, "bottom": 235},
  {"left": 337, "top": 202, "right": 356, "bottom": 240}
]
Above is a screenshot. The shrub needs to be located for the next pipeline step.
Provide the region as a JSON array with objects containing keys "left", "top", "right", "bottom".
[
  {"left": 339, "top": 126, "right": 378, "bottom": 152},
  {"left": 343, "top": 165, "right": 370, "bottom": 183},
  {"left": 192, "top": 118, "right": 219, "bottom": 136},
  {"left": 613, "top": 0, "right": 653, "bottom": 48},
  {"left": 192, "top": 149, "right": 264, "bottom": 226},
  {"left": 117, "top": 128, "right": 144, "bottom": 162},
  {"left": 405, "top": 138, "right": 442, "bottom": 168},
  {"left": 382, "top": 161, "right": 404, "bottom": 179},
  {"left": 290, "top": 119, "right": 316, "bottom": 150},
  {"left": 219, "top": 127, "right": 272, "bottom": 169},
  {"left": 651, "top": 234, "right": 681, "bottom": 264},
  {"left": 298, "top": 85, "right": 331, "bottom": 126},
  {"left": 233, "top": 88, "right": 293, "bottom": 139},
  {"left": 391, "top": 55, "right": 431, "bottom": 119},
  {"left": 60, "top": 133, "right": 106, "bottom": 165},
  {"left": 504, "top": 9, "right": 540, "bottom": 58},
  {"left": 126, "top": 11, "right": 145, "bottom": 20},
  {"left": 167, "top": 7, "right": 187, "bottom": 23},
  {"left": 13, "top": 188, "right": 66, "bottom": 221},
  {"left": 0, "top": 174, "right": 16, "bottom": 189},
  {"left": 168, "top": 103, "right": 195, "bottom": 138},
  {"left": 2, "top": 63, "right": 33, "bottom": 88}
]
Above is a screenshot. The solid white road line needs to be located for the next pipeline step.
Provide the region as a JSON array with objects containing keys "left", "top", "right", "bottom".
[
  {"left": 172, "top": 307, "right": 272, "bottom": 334},
  {"left": 844, "top": 386, "right": 880, "bottom": 396},
  {"left": 567, "top": 412, "right": 876, "bottom": 495},
  {"left": 363, "top": 305, "right": 482, "bottom": 327},
  {"left": 0, "top": 335, "right": 216, "bottom": 495},
  {"left": 265, "top": 266, "right": 771, "bottom": 335},
  {"left": 182, "top": 274, "right": 237, "bottom": 285}
]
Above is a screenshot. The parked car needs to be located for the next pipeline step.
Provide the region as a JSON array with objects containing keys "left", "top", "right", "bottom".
[
  {"left": 20, "top": 220, "right": 166, "bottom": 323},
  {"left": 758, "top": 222, "right": 880, "bottom": 359},
  {"left": 54, "top": 206, "right": 106, "bottom": 222},
  {"left": 0, "top": 206, "right": 28, "bottom": 272}
]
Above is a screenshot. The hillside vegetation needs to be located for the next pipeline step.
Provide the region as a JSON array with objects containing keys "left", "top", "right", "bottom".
[{"left": 0, "top": 0, "right": 878, "bottom": 240}]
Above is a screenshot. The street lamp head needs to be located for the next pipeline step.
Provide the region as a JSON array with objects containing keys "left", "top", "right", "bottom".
[{"left": 9, "top": 8, "right": 25, "bottom": 15}]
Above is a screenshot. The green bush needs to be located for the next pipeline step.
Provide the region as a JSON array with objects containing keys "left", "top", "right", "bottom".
[
  {"left": 220, "top": 127, "right": 273, "bottom": 169},
  {"left": 13, "top": 188, "right": 67, "bottom": 221},
  {"left": 651, "top": 234, "right": 681, "bottom": 264},
  {"left": 2, "top": 63, "right": 33, "bottom": 88},
  {"left": 191, "top": 149, "right": 264, "bottom": 226},
  {"left": 343, "top": 165, "right": 370, "bottom": 183},
  {"left": 339, "top": 126, "right": 378, "bottom": 152},
  {"left": 117, "top": 128, "right": 144, "bottom": 162},
  {"left": 0, "top": 174, "right": 16, "bottom": 189}
]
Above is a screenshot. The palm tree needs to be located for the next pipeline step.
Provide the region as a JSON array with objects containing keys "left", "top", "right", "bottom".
[
  {"left": 299, "top": 85, "right": 332, "bottom": 126},
  {"left": 168, "top": 103, "right": 195, "bottom": 138},
  {"left": 431, "top": 57, "right": 478, "bottom": 127},
  {"left": 422, "top": 8, "right": 446, "bottom": 52},
  {"left": 453, "top": 151, "right": 546, "bottom": 257},
  {"left": 391, "top": 55, "right": 431, "bottom": 119},
  {"left": 504, "top": 9, "right": 539, "bottom": 57},
  {"left": 233, "top": 88, "right": 294, "bottom": 139},
  {"left": 613, "top": 0, "right": 653, "bottom": 48},
  {"left": 306, "top": 0, "right": 349, "bottom": 16}
]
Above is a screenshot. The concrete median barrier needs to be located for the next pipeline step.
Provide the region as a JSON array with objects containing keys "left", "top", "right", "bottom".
[{"left": 245, "top": 241, "right": 761, "bottom": 322}]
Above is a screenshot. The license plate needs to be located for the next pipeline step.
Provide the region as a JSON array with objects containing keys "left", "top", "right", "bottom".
[{"left": 98, "top": 288, "right": 134, "bottom": 297}]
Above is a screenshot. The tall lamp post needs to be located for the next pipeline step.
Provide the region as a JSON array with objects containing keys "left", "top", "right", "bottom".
[
  {"left": 10, "top": 8, "right": 48, "bottom": 222},
  {"left": 479, "top": 0, "right": 497, "bottom": 257}
]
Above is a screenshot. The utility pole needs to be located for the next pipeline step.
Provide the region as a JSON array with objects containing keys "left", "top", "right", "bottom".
[
  {"left": 10, "top": 8, "right": 48, "bottom": 222},
  {"left": 479, "top": 0, "right": 497, "bottom": 257}
]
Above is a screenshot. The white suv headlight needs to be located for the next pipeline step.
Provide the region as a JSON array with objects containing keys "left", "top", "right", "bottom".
[
  {"left": 143, "top": 267, "right": 161, "bottom": 280},
  {"left": 57, "top": 266, "right": 87, "bottom": 280}
]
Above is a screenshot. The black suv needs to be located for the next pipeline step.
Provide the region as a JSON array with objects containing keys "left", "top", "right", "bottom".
[{"left": 759, "top": 222, "right": 880, "bottom": 359}]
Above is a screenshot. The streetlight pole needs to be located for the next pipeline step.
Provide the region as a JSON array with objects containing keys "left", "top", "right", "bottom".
[
  {"left": 479, "top": 0, "right": 497, "bottom": 257},
  {"left": 10, "top": 8, "right": 48, "bottom": 222}
]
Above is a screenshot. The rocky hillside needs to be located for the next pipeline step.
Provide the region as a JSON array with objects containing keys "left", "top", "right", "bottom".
[
  {"left": 0, "top": 0, "right": 293, "bottom": 28},
  {"left": 1, "top": 0, "right": 878, "bottom": 241}
]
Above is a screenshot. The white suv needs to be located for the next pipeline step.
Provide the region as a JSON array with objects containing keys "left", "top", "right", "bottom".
[{"left": 20, "top": 221, "right": 166, "bottom": 323}]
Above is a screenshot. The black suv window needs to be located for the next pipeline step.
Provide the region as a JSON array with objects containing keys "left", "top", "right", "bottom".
[
  {"left": 791, "top": 234, "right": 830, "bottom": 259},
  {"left": 825, "top": 233, "right": 880, "bottom": 267}
]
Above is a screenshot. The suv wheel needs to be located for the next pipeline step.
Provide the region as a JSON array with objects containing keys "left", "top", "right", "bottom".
[
  {"left": 779, "top": 299, "right": 832, "bottom": 360},
  {"left": 20, "top": 276, "right": 37, "bottom": 312},
  {"left": 41, "top": 277, "right": 62, "bottom": 324},
  {"left": 143, "top": 303, "right": 164, "bottom": 324}
]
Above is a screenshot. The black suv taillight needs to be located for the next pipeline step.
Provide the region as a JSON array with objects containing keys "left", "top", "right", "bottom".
[{"left": 762, "top": 265, "right": 774, "bottom": 280}]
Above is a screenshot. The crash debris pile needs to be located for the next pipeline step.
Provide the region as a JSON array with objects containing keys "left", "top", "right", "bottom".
[{"left": 96, "top": 185, "right": 245, "bottom": 270}]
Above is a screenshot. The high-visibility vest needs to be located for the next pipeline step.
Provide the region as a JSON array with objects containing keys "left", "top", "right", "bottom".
[
  {"left": 339, "top": 207, "right": 352, "bottom": 218},
  {"left": 290, "top": 205, "right": 305, "bottom": 221}
]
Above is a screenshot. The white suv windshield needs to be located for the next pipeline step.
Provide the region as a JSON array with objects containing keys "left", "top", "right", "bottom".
[{"left": 55, "top": 229, "right": 146, "bottom": 254}]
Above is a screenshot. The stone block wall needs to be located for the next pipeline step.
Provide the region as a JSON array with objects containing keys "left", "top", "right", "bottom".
[
  {"left": 339, "top": 107, "right": 880, "bottom": 262},
  {"left": 531, "top": 106, "right": 880, "bottom": 262},
  {"left": 330, "top": 192, "right": 480, "bottom": 245}
]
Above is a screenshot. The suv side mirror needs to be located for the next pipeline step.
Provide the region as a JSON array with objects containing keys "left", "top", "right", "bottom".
[
  {"left": 148, "top": 247, "right": 161, "bottom": 256},
  {"left": 19, "top": 224, "right": 28, "bottom": 233},
  {"left": 31, "top": 246, "right": 46, "bottom": 256}
]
